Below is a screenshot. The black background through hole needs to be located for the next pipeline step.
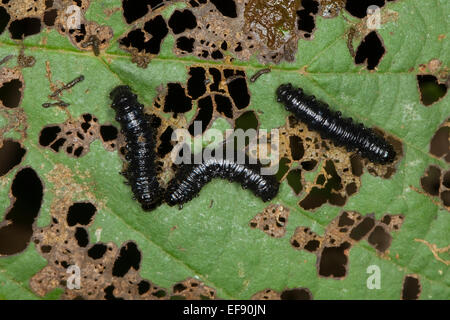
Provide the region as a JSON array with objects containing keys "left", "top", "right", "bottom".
[
  {"left": 0, "top": 167, "right": 43, "bottom": 255},
  {"left": 227, "top": 77, "right": 250, "bottom": 109},
  {"left": 354, "top": 31, "right": 385, "bottom": 70},
  {"left": 75, "top": 227, "right": 89, "bottom": 247},
  {"left": 430, "top": 125, "right": 450, "bottom": 161},
  {"left": 88, "top": 243, "right": 108, "bottom": 259},
  {"left": 0, "top": 6, "right": 10, "bottom": 35},
  {"left": 417, "top": 75, "right": 447, "bottom": 106},
  {"left": 297, "top": 0, "right": 318, "bottom": 35},
  {"left": 0, "top": 79, "right": 22, "bottom": 108},
  {"left": 112, "top": 242, "right": 141, "bottom": 277},
  {"left": 66, "top": 202, "right": 97, "bottom": 227},
  {"left": 168, "top": 9, "right": 197, "bottom": 34},
  {"left": 345, "top": 0, "right": 386, "bottom": 18},
  {"left": 367, "top": 225, "right": 391, "bottom": 252},
  {"left": 214, "top": 94, "right": 234, "bottom": 118},
  {"left": 402, "top": 276, "right": 421, "bottom": 300},
  {"left": 319, "top": 242, "right": 350, "bottom": 278},
  {"left": 39, "top": 126, "right": 61, "bottom": 146},
  {"left": 420, "top": 165, "right": 441, "bottom": 196},
  {"left": 9, "top": 17, "right": 42, "bottom": 39},
  {"left": 280, "top": 288, "right": 312, "bottom": 300},
  {"left": 176, "top": 36, "right": 195, "bottom": 53},
  {"left": 189, "top": 95, "right": 213, "bottom": 136},
  {"left": 210, "top": 0, "right": 237, "bottom": 18},
  {"left": 235, "top": 111, "right": 258, "bottom": 131},
  {"left": 100, "top": 125, "right": 118, "bottom": 142},
  {"left": 187, "top": 67, "right": 206, "bottom": 99},
  {"left": 0, "top": 140, "right": 26, "bottom": 177}
]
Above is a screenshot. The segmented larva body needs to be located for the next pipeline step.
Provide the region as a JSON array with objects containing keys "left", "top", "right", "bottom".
[
  {"left": 165, "top": 157, "right": 280, "bottom": 206},
  {"left": 110, "top": 85, "right": 162, "bottom": 210},
  {"left": 276, "top": 84, "right": 396, "bottom": 164}
]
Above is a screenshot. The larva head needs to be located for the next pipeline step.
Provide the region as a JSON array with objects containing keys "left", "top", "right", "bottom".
[
  {"left": 276, "top": 83, "right": 294, "bottom": 102},
  {"left": 368, "top": 141, "right": 396, "bottom": 164},
  {"left": 164, "top": 186, "right": 185, "bottom": 207},
  {"left": 260, "top": 178, "right": 280, "bottom": 202},
  {"left": 379, "top": 144, "right": 397, "bottom": 164},
  {"left": 109, "top": 85, "right": 136, "bottom": 110},
  {"left": 136, "top": 185, "right": 163, "bottom": 211},
  {"left": 140, "top": 198, "right": 162, "bottom": 211}
]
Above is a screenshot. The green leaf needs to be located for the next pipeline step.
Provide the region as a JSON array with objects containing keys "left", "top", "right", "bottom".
[{"left": 0, "top": 0, "right": 449, "bottom": 300}]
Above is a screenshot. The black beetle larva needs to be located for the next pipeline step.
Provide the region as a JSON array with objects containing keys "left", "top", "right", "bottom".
[
  {"left": 110, "top": 85, "right": 162, "bottom": 210},
  {"left": 276, "top": 83, "right": 396, "bottom": 164},
  {"left": 165, "top": 154, "right": 279, "bottom": 207}
]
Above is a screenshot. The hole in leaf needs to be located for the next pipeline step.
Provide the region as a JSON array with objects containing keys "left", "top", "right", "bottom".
[
  {"left": 235, "top": 110, "right": 258, "bottom": 131},
  {"left": 104, "top": 284, "right": 123, "bottom": 300},
  {"left": 50, "top": 138, "right": 66, "bottom": 152},
  {"left": 168, "top": 9, "right": 197, "bottom": 34},
  {"left": 301, "top": 159, "right": 317, "bottom": 171},
  {"left": 214, "top": 94, "right": 234, "bottom": 118},
  {"left": 88, "top": 243, "right": 107, "bottom": 259},
  {"left": 0, "top": 7, "right": 10, "bottom": 35},
  {"left": 0, "top": 79, "right": 22, "bottom": 108},
  {"left": 440, "top": 190, "right": 450, "bottom": 207},
  {"left": 286, "top": 168, "right": 302, "bottom": 195},
  {"left": 227, "top": 77, "right": 250, "bottom": 110},
  {"left": 112, "top": 242, "right": 141, "bottom": 277},
  {"left": 318, "top": 242, "right": 350, "bottom": 278},
  {"left": 39, "top": 126, "right": 61, "bottom": 147},
  {"left": 74, "top": 227, "right": 89, "bottom": 247},
  {"left": 188, "top": 95, "right": 213, "bottom": 136},
  {"left": 187, "top": 67, "right": 206, "bottom": 99},
  {"left": 0, "top": 140, "right": 26, "bottom": 177},
  {"left": 289, "top": 135, "right": 304, "bottom": 160},
  {"left": 210, "top": 0, "right": 237, "bottom": 18},
  {"left": 280, "top": 288, "right": 312, "bottom": 300},
  {"left": 345, "top": 0, "right": 385, "bottom": 18},
  {"left": 157, "top": 126, "right": 175, "bottom": 157},
  {"left": 401, "top": 275, "right": 421, "bottom": 300},
  {"left": 176, "top": 36, "right": 195, "bottom": 53},
  {"left": 122, "top": 0, "right": 164, "bottom": 24},
  {"left": 367, "top": 225, "right": 391, "bottom": 252},
  {"left": 66, "top": 202, "right": 97, "bottom": 227},
  {"left": 44, "top": 9, "right": 58, "bottom": 26},
  {"left": 275, "top": 157, "right": 291, "bottom": 181},
  {"left": 417, "top": 75, "right": 447, "bottom": 106},
  {"left": 9, "top": 17, "right": 41, "bottom": 39},
  {"left": 420, "top": 165, "right": 441, "bottom": 196},
  {"left": 0, "top": 168, "right": 43, "bottom": 255},
  {"left": 349, "top": 215, "right": 375, "bottom": 241},
  {"left": 304, "top": 239, "right": 320, "bottom": 252},
  {"left": 338, "top": 211, "right": 355, "bottom": 227},
  {"left": 429, "top": 125, "right": 449, "bottom": 160},
  {"left": 164, "top": 83, "right": 192, "bottom": 114},
  {"left": 100, "top": 125, "right": 118, "bottom": 142},
  {"left": 297, "top": 0, "right": 319, "bottom": 36},
  {"left": 354, "top": 31, "right": 385, "bottom": 70},
  {"left": 138, "top": 280, "right": 150, "bottom": 295}
]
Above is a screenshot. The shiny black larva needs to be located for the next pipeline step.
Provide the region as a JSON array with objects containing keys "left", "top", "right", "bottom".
[
  {"left": 110, "top": 85, "right": 162, "bottom": 210},
  {"left": 165, "top": 156, "right": 280, "bottom": 207},
  {"left": 276, "top": 83, "right": 396, "bottom": 164}
]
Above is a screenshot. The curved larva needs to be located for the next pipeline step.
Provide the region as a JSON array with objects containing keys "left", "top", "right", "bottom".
[
  {"left": 165, "top": 157, "right": 280, "bottom": 207},
  {"left": 276, "top": 83, "right": 396, "bottom": 164},
  {"left": 110, "top": 85, "right": 162, "bottom": 210}
]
